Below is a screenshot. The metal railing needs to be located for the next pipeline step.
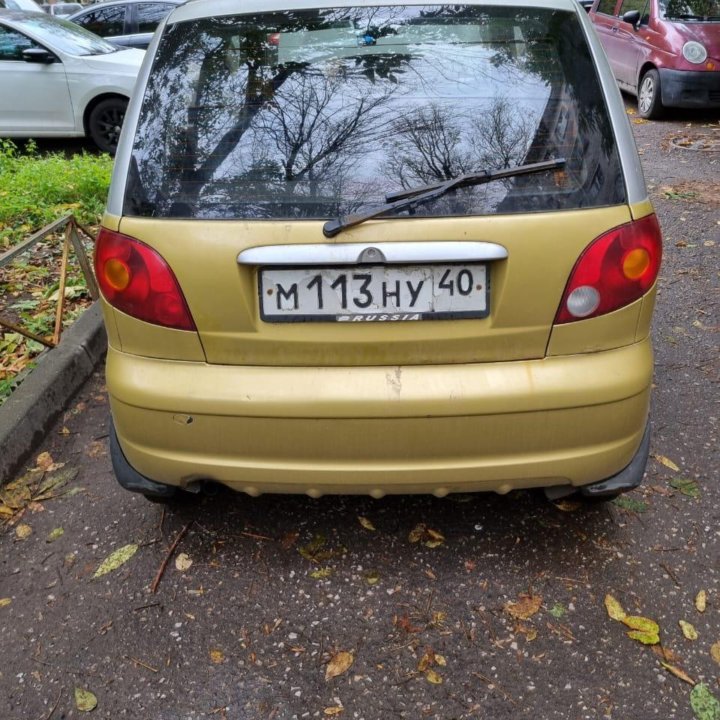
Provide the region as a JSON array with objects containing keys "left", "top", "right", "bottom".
[{"left": 0, "top": 215, "right": 98, "bottom": 348}]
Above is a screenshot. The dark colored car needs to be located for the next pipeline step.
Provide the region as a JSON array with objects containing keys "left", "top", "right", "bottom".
[
  {"left": 67, "top": 0, "right": 181, "bottom": 48},
  {"left": 590, "top": 0, "right": 720, "bottom": 118}
]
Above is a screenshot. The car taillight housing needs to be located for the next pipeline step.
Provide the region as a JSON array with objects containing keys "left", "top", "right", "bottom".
[
  {"left": 554, "top": 215, "right": 662, "bottom": 324},
  {"left": 94, "top": 228, "right": 196, "bottom": 331}
]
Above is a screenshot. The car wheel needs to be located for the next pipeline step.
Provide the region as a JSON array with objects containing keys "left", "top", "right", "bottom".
[
  {"left": 88, "top": 97, "right": 128, "bottom": 154},
  {"left": 637, "top": 69, "right": 663, "bottom": 119}
]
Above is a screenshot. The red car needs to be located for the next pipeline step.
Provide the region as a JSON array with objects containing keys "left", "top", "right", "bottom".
[{"left": 590, "top": 0, "right": 720, "bottom": 117}]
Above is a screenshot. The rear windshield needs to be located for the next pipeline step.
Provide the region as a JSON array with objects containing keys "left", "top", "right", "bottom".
[{"left": 124, "top": 5, "right": 626, "bottom": 220}]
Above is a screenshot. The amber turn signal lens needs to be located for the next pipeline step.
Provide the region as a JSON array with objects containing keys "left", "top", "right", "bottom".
[
  {"left": 622, "top": 248, "right": 650, "bottom": 280},
  {"left": 104, "top": 258, "right": 131, "bottom": 291}
]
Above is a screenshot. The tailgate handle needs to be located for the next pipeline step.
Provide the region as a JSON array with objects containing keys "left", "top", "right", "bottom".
[{"left": 237, "top": 241, "right": 508, "bottom": 266}]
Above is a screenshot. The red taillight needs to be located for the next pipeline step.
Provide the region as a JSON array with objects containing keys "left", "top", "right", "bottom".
[
  {"left": 554, "top": 215, "right": 662, "bottom": 324},
  {"left": 94, "top": 228, "right": 196, "bottom": 331},
  {"left": 267, "top": 32, "right": 280, "bottom": 46}
]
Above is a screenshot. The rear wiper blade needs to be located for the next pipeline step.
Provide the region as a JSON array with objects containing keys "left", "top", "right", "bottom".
[{"left": 322, "top": 158, "right": 566, "bottom": 238}]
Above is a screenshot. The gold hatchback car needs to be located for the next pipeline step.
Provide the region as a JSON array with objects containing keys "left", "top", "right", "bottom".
[{"left": 96, "top": 0, "right": 662, "bottom": 502}]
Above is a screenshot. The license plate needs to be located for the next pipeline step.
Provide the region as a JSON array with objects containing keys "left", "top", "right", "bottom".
[{"left": 259, "top": 264, "right": 488, "bottom": 322}]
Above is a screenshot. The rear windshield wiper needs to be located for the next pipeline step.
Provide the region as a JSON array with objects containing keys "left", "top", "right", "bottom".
[{"left": 322, "top": 158, "right": 566, "bottom": 238}]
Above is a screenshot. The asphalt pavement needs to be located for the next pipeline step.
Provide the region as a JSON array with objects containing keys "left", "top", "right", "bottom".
[{"left": 0, "top": 106, "right": 718, "bottom": 720}]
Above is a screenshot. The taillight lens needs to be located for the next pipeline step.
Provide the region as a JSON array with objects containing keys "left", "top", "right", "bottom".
[
  {"left": 555, "top": 215, "right": 662, "bottom": 324},
  {"left": 94, "top": 228, "right": 196, "bottom": 331}
]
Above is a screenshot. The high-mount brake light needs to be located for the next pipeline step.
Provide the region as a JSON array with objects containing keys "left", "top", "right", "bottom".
[
  {"left": 555, "top": 215, "right": 662, "bottom": 324},
  {"left": 94, "top": 228, "right": 196, "bottom": 331}
]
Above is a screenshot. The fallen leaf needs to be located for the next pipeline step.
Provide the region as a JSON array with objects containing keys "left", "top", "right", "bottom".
[
  {"left": 358, "top": 516, "right": 376, "bottom": 531},
  {"left": 710, "top": 642, "right": 720, "bottom": 666},
  {"left": 670, "top": 478, "right": 701, "bottom": 498},
  {"left": 209, "top": 649, "right": 224, "bottom": 664},
  {"left": 425, "top": 669, "right": 443, "bottom": 684},
  {"left": 612, "top": 496, "right": 648, "bottom": 513},
  {"left": 418, "top": 649, "right": 434, "bottom": 672},
  {"left": 75, "top": 688, "right": 98, "bottom": 712},
  {"left": 623, "top": 616, "right": 660, "bottom": 635},
  {"left": 408, "top": 523, "right": 445, "bottom": 547},
  {"left": 310, "top": 567, "right": 333, "bottom": 580},
  {"left": 680, "top": 620, "right": 699, "bottom": 641},
  {"left": 549, "top": 603, "right": 566, "bottom": 619},
  {"left": 36, "top": 452, "right": 55, "bottom": 471},
  {"left": 695, "top": 591, "right": 707, "bottom": 613},
  {"left": 652, "top": 645, "right": 682, "bottom": 663},
  {"left": 46, "top": 527, "right": 64, "bottom": 543},
  {"left": 94, "top": 544, "right": 139, "bottom": 578},
  {"left": 325, "top": 651, "right": 354, "bottom": 681},
  {"left": 690, "top": 683, "right": 720, "bottom": 720},
  {"left": 434, "top": 654, "right": 447, "bottom": 666},
  {"left": 298, "top": 534, "right": 342, "bottom": 563},
  {"left": 280, "top": 531, "right": 299, "bottom": 550},
  {"left": 395, "top": 614, "right": 421, "bottom": 634},
  {"left": 175, "top": 553, "right": 193, "bottom": 572},
  {"left": 604, "top": 594, "right": 627, "bottom": 621},
  {"left": 0, "top": 598, "right": 11, "bottom": 608},
  {"left": 324, "top": 707, "right": 344, "bottom": 716},
  {"left": 505, "top": 593, "right": 542, "bottom": 620},
  {"left": 553, "top": 499, "right": 582, "bottom": 512},
  {"left": 515, "top": 623, "right": 538, "bottom": 641},
  {"left": 654, "top": 454, "right": 680, "bottom": 472},
  {"left": 15, "top": 524, "right": 32, "bottom": 540},
  {"left": 661, "top": 661, "right": 695, "bottom": 685},
  {"left": 364, "top": 570, "right": 380, "bottom": 586},
  {"left": 627, "top": 629, "right": 660, "bottom": 645},
  {"left": 85, "top": 441, "right": 106, "bottom": 458}
]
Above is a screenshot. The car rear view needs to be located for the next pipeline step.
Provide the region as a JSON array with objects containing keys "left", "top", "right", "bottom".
[{"left": 97, "top": 0, "right": 662, "bottom": 500}]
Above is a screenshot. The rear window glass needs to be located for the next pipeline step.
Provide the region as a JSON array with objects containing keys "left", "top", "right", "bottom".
[{"left": 124, "top": 5, "right": 626, "bottom": 220}]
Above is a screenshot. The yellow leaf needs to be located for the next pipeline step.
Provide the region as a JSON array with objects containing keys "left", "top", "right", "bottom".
[
  {"left": 679, "top": 620, "right": 698, "bottom": 641},
  {"left": 695, "top": 590, "right": 707, "bottom": 613},
  {"left": 661, "top": 661, "right": 695, "bottom": 685},
  {"left": 324, "top": 707, "right": 344, "bottom": 716},
  {"left": 417, "top": 649, "right": 434, "bottom": 672},
  {"left": 310, "top": 567, "right": 333, "bottom": 580},
  {"left": 74, "top": 688, "right": 98, "bottom": 712},
  {"left": 408, "top": 523, "right": 427, "bottom": 543},
  {"left": 604, "top": 594, "right": 627, "bottom": 622},
  {"left": 627, "top": 630, "right": 660, "bottom": 645},
  {"left": 358, "top": 516, "right": 376, "bottom": 531},
  {"left": 0, "top": 598, "right": 11, "bottom": 608},
  {"left": 209, "top": 649, "right": 224, "bottom": 664},
  {"left": 364, "top": 570, "right": 380, "bottom": 585},
  {"left": 434, "top": 654, "right": 447, "bottom": 667},
  {"left": 93, "top": 544, "right": 139, "bottom": 578},
  {"left": 622, "top": 616, "right": 660, "bottom": 635},
  {"left": 654, "top": 454, "right": 680, "bottom": 472},
  {"left": 505, "top": 593, "right": 542, "bottom": 620},
  {"left": 15, "top": 523, "right": 32, "bottom": 540},
  {"left": 425, "top": 669, "right": 443, "bottom": 684},
  {"left": 325, "top": 651, "right": 354, "bottom": 681},
  {"left": 36, "top": 452, "right": 54, "bottom": 471},
  {"left": 47, "top": 527, "right": 64, "bottom": 543},
  {"left": 175, "top": 553, "right": 193, "bottom": 572},
  {"left": 710, "top": 642, "right": 720, "bottom": 665}
]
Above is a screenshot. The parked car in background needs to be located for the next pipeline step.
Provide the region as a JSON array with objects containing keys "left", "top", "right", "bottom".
[
  {"left": 0, "top": 0, "right": 42, "bottom": 12},
  {"left": 43, "top": 3, "right": 83, "bottom": 18},
  {"left": 67, "top": 0, "right": 181, "bottom": 48},
  {"left": 590, "top": 0, "right": 720, "bottom": 118},
  {"left": 0, "top": 10, "right": 144, "bottom": 152},
  {"left": 98, "top": 0, "right": 662, "bottom": 503}
]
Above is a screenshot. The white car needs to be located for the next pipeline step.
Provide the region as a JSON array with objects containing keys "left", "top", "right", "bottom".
[{"left": 0, "top": 9, "right": 144, "bottom": 152}]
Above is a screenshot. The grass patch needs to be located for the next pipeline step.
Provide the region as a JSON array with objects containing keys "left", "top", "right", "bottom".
[
  {"left": 0, "top": 140, "right": 107, "bottom": 404},
  {"left": 0, "top": 139, "right": 112, "bottom": 250}
]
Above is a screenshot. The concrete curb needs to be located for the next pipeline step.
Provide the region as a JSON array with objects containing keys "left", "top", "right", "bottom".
[{"left": 0, "top": 303, "right": 106, "bottom": 485}]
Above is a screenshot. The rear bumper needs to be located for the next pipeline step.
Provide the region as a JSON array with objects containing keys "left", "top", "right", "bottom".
[
  {"left": 107, "top": 339, "right": 653, "bottom": 496},
  {"left": 659, "top": 68, "right": 720, "bottom": 109}
]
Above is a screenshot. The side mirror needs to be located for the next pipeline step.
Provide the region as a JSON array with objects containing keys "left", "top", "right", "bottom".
[
  {"left": 622, "top": 9, "right": 641, "bottom": 27},
  {"left": 21, "top": 47, "right": 57, "bottom": 64}
]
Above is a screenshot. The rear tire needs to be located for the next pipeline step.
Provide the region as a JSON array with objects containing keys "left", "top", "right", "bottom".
[
  {"left": 88, "top": 97, "right": 128, "bottom": 154},
  {"left": 638, "top": 69, "right": 664, "bottom": 119}
]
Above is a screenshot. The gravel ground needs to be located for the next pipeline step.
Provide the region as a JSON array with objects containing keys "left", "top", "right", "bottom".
[{"left": 0, "top": 105, "right": 718, "bottom": 720}]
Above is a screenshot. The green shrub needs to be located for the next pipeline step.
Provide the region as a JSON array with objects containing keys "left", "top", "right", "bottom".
[{"left": 0, "top": 139, "right": 113, "bottom": 250}]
